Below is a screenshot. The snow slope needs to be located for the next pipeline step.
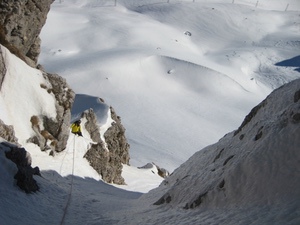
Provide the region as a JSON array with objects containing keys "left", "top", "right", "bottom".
[
  {"left": 117, "top": 78, "right": 300, "bottom": 225},
  {"left": 0, "top": 0, "right": 300, "bottom": 224},
  {"left": 0, "top": 45, "right": 57, "bottom": 144},
  {"left": 39, "top": 0, "right": 300, "bottom": 171}
]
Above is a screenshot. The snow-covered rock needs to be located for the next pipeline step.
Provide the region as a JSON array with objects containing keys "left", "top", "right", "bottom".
[
  {"left": 74, "top": 97, "right": 131, "bottom": 185},
  {"left": 0, "top": 44, "right": 75, "bottom": 153}
]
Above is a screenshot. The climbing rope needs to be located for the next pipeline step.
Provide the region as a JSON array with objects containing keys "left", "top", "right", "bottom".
[{"left": 59, "top": 134, "right": 76, "bottom": 225}]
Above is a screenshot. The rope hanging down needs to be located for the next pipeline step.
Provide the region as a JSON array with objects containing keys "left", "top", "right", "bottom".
[{"left": 60, "top": 135, "right": 76, "bottom": 225}]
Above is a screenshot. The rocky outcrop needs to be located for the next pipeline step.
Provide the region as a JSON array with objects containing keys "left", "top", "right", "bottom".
[
  {"left": 81, "top": 106, "right": 130, "bottom": 185},
  {"left": 0, "top": 119, "right": 18, "bottom": 144},
  {"left": 104, "top": 106, "right": 130, "bottom": 165},
  {"left": 4, "top": 144, "right": 40, "bottom": 193},
  {"left": 139, "top": 163, "right": 170, "bottom": 178},
  {"left": 0, "top": 0, "right": 54, "bottom": 65},
  {"left": 81, "top": 108, "right": 102, "bottom": 143},
  {"left": 42, "top": 72, "right": 75, "bottom": 152},
  {"left": 28, "top": 72, "right": 75, "bottom": 153},
  {"left": 0, "top": 0, "right": 74, "bottom": 153},
  {"left": 0, "top": 0, "right": 130, "bottom": 187},
  {"left": 85, "top": 143, "right": 125, "bottom": 184}
]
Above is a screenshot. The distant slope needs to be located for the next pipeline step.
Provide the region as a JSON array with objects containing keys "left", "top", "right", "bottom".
[{"left": 39, "top": 1, "right": 300, "bottom": 171}]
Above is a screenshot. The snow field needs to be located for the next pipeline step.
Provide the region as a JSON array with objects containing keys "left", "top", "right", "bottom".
[{"left": 0, "top": 0, "right": 299, "bottom": 224}]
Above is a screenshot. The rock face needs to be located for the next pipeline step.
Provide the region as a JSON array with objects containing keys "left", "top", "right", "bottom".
[
  {"left": 104, "top": 106, "right": 130, "bottom": 165},
  {"left": 42, "top": 72, "right": 75, "bottom": 152},
  {"left": 0, "top": 0, "right": 130, "bottom": 188},
  {"left": 82, "top": 106, "right": 130, "bottom": 185},
  {"left": 81, "top": 108, "right": 102, "bottom": 143},
  {"left": 0, "top": 119, "right": 18, "bottom": 144},
  {"left": 27, "top": 72, "right": 75, "bottom": 153},
  {"left": 0, "top": 0, "right": 75, "bottom": 154},
  {"left": 150, "top": 78, "right": 300, "bottom": 209},
  {"left": 0, "top": 0, "right": 54, "bottom": 65},
  {"left": 0, "top": 0, "right": 76, "bottom": 192}
]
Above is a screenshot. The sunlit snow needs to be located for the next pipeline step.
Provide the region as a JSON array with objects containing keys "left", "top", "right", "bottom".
[{"left": 0, "top": 0, "right": 299, "bottom": 224}]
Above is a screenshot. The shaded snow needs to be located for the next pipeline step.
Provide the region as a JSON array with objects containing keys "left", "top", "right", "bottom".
[{"left": 120, "top": 78, "right": 300, "bottom": 224}]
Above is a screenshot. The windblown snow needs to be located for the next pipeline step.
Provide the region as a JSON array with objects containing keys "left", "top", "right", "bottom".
[{"left": 0, "top": 0, "right": 299, "bottom": 224}]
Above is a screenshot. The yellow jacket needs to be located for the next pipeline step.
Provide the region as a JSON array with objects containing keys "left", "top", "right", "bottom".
[{"left": 71, "top": 123, "right": 81, "bottom": 133}]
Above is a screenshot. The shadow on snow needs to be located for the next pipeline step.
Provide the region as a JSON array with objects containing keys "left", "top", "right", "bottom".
[{"left": 275, "top": 55, "right": 300, "bottom": 72}]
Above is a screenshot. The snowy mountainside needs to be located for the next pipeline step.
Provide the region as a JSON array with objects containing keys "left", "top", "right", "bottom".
[
  {"left": 0, "top": 0, "right": 299, "bottom": 224},
  {"left": 40, "top": 0, "right": 300, "bottom": 171},
  {"left": 117, "top": 78, "right": 300, "bottom": 224},
  {"left": 0, "top": 45, "right": 57, "bottom": 144}
]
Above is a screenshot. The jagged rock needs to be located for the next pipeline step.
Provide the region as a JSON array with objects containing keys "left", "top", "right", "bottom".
[
  {"left": 0, "top": 119, "right": 18, "bottom": 144},
  {"left": 82, "top": 105, "right": 130, "bottom": 184},
  {"left": 27, "top": 73, "right": 75, "bottom": 153},
  {"left": 81, "top": 108, "right": 102, "bottom": 143},
  {"left": 42, "top": 72, "right": 75, "bottom": 152},
  {"left": 84, "top": 143, "right": 125, "bottom": 185},
  {"left": 138, "top": 163, "right": 155, "bottom": 169},
  {"left": 0, "top": 0, "right": 54, "bottom": 64},
  {"left": 156, "top": 166, "right": 169, "bottom": 178},
  {"left": 104, "top": 106, "right": 130, "bottom": 165},
  {"left": 5, "top": 146, "right": 40, "bottom": 193},
  {"left": 138, "top": 162, "right": 169, "bottom": 178}
]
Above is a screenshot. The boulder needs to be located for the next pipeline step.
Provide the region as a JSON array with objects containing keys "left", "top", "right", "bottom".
[{"left": 5, "top": 146, "right": 40, "bottom": 193}]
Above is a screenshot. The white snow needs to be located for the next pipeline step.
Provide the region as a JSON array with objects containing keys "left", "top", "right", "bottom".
[
  {"left": 0, "top": 45, "right": 57, "bottom": 143},
  {"left": 0, "top": 0, "right": 300, "bottom": 224}
]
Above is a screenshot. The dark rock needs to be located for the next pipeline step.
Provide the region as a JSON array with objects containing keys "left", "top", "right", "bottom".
[
  {"left": 292, "top": 113, "right": 300, "bottom": 122},
  {"left": 218, "top": 179, "right": 225, "bottom": 189},
  {"left": 14, "top": 165, "right": 39, "bottom": 193},
  {"left": 213, "top": 148, "right": 224, "bottom": 163},
  {"left": 154, "top": 194, "right": 172, "bottom": 205},
  {"left": 234, "top": 100, "right": 267, "bottom": 136},
  {"left": 223, "top": 155, "right": 234, "bottom": 166},
  {"left": 5, "top": 147, "right": 31, "bottom": 166},
  {"left": 294, "top": 90, "right": 300, "bottom": 103},
  {"left": 5, "top": 146, "right": 40, "bottom": 193}
]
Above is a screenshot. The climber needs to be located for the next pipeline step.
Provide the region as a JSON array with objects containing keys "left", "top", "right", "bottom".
[{"left": 71, "top": 120, "right": 83, "bottom": 136}]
